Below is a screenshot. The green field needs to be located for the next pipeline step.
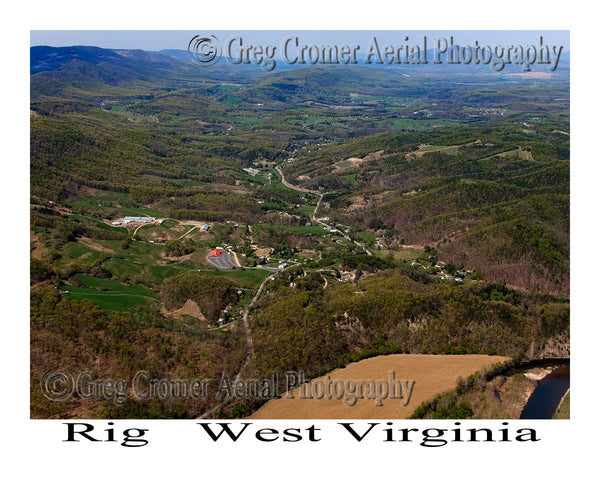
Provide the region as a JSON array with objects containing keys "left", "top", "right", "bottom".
[
  {"left": 67, "top": 214, "right": 128, "bottom": 233},
  {"left": 68, "top": 190, "right": 166, "bottom": 218},
  {"left": 60, "top": 274, "right": 159, "bottom": 311},
  {"left": 253, "top": 223, "right": 327, "bottom": 236},
  {"left": 53, "top": 241, "right": 107, "bottom": 269},
  {"left": 204, "top": 267, "right": 272, "bottom": 289},
  {"left": 344, "top": 173, "right": 358, "bottom": 185},
  {"left": 354, "top": 230, "right": 376, "bottom": 243},
  {"left": 60, "top": 266, "right": 272, "bottom": 313},
  {"left": 480, "top": 147, "right": 535, "bottom": 162}
]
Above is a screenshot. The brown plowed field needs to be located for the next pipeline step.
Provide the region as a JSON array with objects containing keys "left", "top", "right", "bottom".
[{"left": 248, "top": 354, "right": 509, "bottom": 419}]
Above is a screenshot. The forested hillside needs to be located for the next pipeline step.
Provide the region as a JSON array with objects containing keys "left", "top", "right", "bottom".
[{"left": 30, "top": 45, "right": 569, "bottom": 418}]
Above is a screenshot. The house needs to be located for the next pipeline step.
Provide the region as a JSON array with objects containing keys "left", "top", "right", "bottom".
[
  {"left": 210, "top": 249, "right": 222, "bottom": 257},
  {"left": 201, "top": 224, "right": 210, "bottom": 231}
]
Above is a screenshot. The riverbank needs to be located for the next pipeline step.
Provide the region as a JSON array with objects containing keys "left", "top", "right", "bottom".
[
  {"left": 523, "top": 366, "right": 555, "bottom": 381},
  {"left": 553, "top": 389, "right": 570, "bottom": 419},
  {"left": 468, "top": 363, "right": 569, "bottom": 419},
  {"left": 407, "top": 359, "right": 570, "bottom": 419},
  {"left": 520, "top": 363, "right": 570, "bottom": 419}
]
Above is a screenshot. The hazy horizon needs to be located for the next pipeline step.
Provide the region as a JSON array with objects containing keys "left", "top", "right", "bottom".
[{"left": 30, "top": 30, "right": 570, "bottom": 52}]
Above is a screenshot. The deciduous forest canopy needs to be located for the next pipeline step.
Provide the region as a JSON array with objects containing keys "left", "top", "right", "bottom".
[{"left": 30, "top": 45, "right": 569, "bottom": 419}]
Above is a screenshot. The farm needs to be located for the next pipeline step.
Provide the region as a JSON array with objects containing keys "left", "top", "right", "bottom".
[{"left": 249, "top": 354, "right": 510, "bottom": 419}]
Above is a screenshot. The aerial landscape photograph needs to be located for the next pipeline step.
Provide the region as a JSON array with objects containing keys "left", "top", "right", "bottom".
[{"left": 29, "top": 29, "right": 571, "bottom": 423}]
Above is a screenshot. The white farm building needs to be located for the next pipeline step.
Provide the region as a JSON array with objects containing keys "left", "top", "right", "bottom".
[{"left": 122, "top": 216, "right": 156, "bottom": 223}]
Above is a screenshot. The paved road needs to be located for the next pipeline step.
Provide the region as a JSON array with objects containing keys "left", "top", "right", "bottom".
[
  {"left": 276, "top": 165, "right": 372, "bottom": 256},
  {"left": 275, "top": 166, "right": 316, "bottom": 194}
]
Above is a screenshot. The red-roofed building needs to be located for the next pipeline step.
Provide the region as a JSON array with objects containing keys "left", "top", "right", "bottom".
[{"left": 210, "top": 249, "right": 222, "bottom": 257}]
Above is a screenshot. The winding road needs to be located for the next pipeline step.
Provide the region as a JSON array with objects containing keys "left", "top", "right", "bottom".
[
  {"left": 275, "top": 165, "right": 372, "bottom": 255},
  {"left": 198, "top": 163, "right": 373, "bottom": 417},
  {"left": 198, "top": 271, "right": 277, "bottom": 419},
  {"left": 232, "top": 273, "right": 276, "bottom": 384}
]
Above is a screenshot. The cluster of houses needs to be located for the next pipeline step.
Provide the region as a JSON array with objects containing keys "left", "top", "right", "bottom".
[{"left": 409, "top": 260, "right": 472, "bottom": 283}]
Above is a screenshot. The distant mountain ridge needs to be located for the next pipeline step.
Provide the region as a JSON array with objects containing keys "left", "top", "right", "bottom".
[
  {"left": 32, "top": 45, "right": 569, "bottom": 80},
  {"left": 30, "top": 45, "right": 266, "bottom": 94},
  {"left": 30, "top": 45, "right": 183, "bottom": 76}
]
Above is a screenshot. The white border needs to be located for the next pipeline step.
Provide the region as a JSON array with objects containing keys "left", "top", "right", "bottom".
[{"left": 5, "top": 1, "right": 596, "bottom": 477}]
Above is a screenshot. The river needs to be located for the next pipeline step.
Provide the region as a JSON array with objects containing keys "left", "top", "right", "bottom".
[{"left": 520, "top": 363, "right": 570, "bottom": 419}]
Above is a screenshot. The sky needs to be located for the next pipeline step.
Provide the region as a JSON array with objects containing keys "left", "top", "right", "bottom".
[{"left": 30, "top": 30, "right": 570, "bottom": 52}]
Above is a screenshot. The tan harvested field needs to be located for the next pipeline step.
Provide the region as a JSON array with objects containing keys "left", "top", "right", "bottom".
[
  {"left": 254, "top": 247, "right": 273, "bottom": 257},
  {"left": 161, "top": 299, "right": 208, "bottom": 322},
  {"left": 407, "top": 144, "right": 461, "bottom": 158},
  {"left": 248, "top": 354, "right": 509, "bottom": 419}
]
